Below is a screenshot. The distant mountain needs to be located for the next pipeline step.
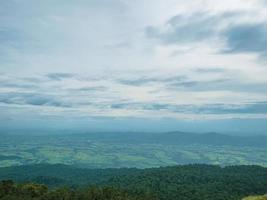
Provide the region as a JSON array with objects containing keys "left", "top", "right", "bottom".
[
  {"left": 151, "top": 131, "right": 267, "bottom": 147},
  {"left": 2, "top": 130, "right": 267, "bottom": 147},
  {"left": 70, "top": 131, "right": 267, "bottom": 147}
]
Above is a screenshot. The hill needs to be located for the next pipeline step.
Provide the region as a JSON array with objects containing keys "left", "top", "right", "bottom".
[{"left": 1, "top": 164, "right": 267, "bottom": 200}]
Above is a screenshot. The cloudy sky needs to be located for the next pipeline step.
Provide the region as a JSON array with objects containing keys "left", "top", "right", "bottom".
[{"left": 1, "top": 0, "right": 267, "bottom": 134}]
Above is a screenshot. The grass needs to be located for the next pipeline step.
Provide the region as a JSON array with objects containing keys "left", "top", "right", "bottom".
[{"left": 243, "top": 195, "right": 267, "bottom": 200}]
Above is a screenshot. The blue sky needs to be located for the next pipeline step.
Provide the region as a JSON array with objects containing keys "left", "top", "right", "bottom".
[{"left": 0, "top": 0, "right": 267, "bottom": 134}]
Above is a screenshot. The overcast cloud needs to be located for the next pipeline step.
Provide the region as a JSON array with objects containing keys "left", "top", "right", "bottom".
[{"left": 1, "top": 0, "right": 267, "bottom": 133}]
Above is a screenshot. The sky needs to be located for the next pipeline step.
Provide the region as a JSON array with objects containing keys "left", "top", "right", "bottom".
[{"left": 0, "top": 0, "right": 267, "bottom": 134}]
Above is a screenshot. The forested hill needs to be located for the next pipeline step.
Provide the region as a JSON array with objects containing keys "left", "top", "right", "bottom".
[
  {"left": 1, "top": 164, "right": 267, "bottom": 200},
  {"left": 0, "top": 180, "right": 155, "bottom": 200},
  {"left": 0, "top": 164, "right": 139, "bottom": 187}
]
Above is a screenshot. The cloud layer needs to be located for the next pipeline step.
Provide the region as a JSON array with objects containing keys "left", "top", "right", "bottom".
[
  {"left": 1, "top": 72, "right": 267, "bottom": 122},
  {"left": 1, "top": 0, "right": 267, "bottom": 132}
]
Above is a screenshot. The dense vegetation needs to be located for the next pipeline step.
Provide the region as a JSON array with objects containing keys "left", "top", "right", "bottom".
[
  {"left": 0, "top": 180, "right": 155, "bottom": 200},
  {"left": 1, "top": 132, "right": 267, "bottom": 168},
  {"left": 1, "top": 164, "right": 267, "bottom": 200},
  {"left": 0, "top": 164, "right": 138, "bottom": 187},
  {"left": 104, "top": 165, "right": 267, "bottom": 200}
]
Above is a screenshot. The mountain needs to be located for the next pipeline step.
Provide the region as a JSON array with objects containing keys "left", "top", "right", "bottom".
[
  {"left": 2, "top": 131, "right": 267, "bottom": 147},
  {"left": 120, "top": 131, "right": 267, "bottom": 147},
  {"left": 67, "top": 131, "right": 267, "bottom": 147}
]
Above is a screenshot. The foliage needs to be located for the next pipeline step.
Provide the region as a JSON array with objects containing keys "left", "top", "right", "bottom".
[
  {"left": 1, "top": 164, "right": 267, "bottom": 200},
  {"left": 0, "top": 180, "right": 154, "bottom": 200},
  {"left": 104, "top": 165, "right": 267, "bottom": 200}
]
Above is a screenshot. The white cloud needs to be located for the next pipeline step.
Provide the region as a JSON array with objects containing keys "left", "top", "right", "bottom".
[{"left": 1, "top": 0, "right": 267, "bottom": 126}]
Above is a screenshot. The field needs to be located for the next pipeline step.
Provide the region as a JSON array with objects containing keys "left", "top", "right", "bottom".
[{"left": 1, "top": 132, "right": 267, "bottom": 168}]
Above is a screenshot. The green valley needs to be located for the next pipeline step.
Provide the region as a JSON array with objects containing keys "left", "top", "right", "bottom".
[{"left": 0, "top": 132, "right": 267, "bottom": 168}]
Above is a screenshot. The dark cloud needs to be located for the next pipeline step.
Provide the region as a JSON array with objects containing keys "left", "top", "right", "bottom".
[
  {"left": 117, "top": 75, "right": 267, "bottom": 93},
  {"left": 110, "top": 102, "right": 171, "bottom": 111},
  {"left": 118, "top": 75, "right": 228, "bottom": 92},
  {"left": 19, "top": 77, "right": 44, "bottom": 83},
  {"left": 46, "top": 73, "right": 76, "bottom": 81},
  {"left": 110, "top": 102, "right": 267, "bottom": 115},
  {"left": 0, "top": 92, "right": 70, "bottom": 107},
  {"left": 0, "top": 81, "right": 37, "bottom": 89},
  {"left": 165, "top": 76, "right": 267, "bottom": 93},
  {"left": 146, "top": 12, "right": 214, "bottom": 44},
  {"left": 146, "top": 10, "right": 267, "bottom": 59},
  {"left": 196, "top": 102, "right": 267, "bottom": 114},
  {"left": 118, "top": 77, "right": 161, "bottom": 86},
  {"left": 146, "top": 11, "right": 239, "bottom": 44},
  {"left": 69, "top": 86, "right": 107, "bottom": 92},
  {"left": 0, "top": 75, "right": 45, "bottom": 89},
  {"left": 117, "top": 76, "right": 185, "bottom": 86},
  {"left": 0, "top": 76, "right": 41, "bottom": 89},
  {"left": 223, "top": 23, "right": 267, "bottom": 56},
  {"left": 168, "top": 78, "right": 230, "bottom": 90}
]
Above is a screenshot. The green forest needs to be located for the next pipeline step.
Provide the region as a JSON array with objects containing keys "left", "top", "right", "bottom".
[
  {"left": 0, "top": 180, "right": 155, "bottom": 200},
  {"left": 1, "top": 164, "right": 267, "bottom": 200}
]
